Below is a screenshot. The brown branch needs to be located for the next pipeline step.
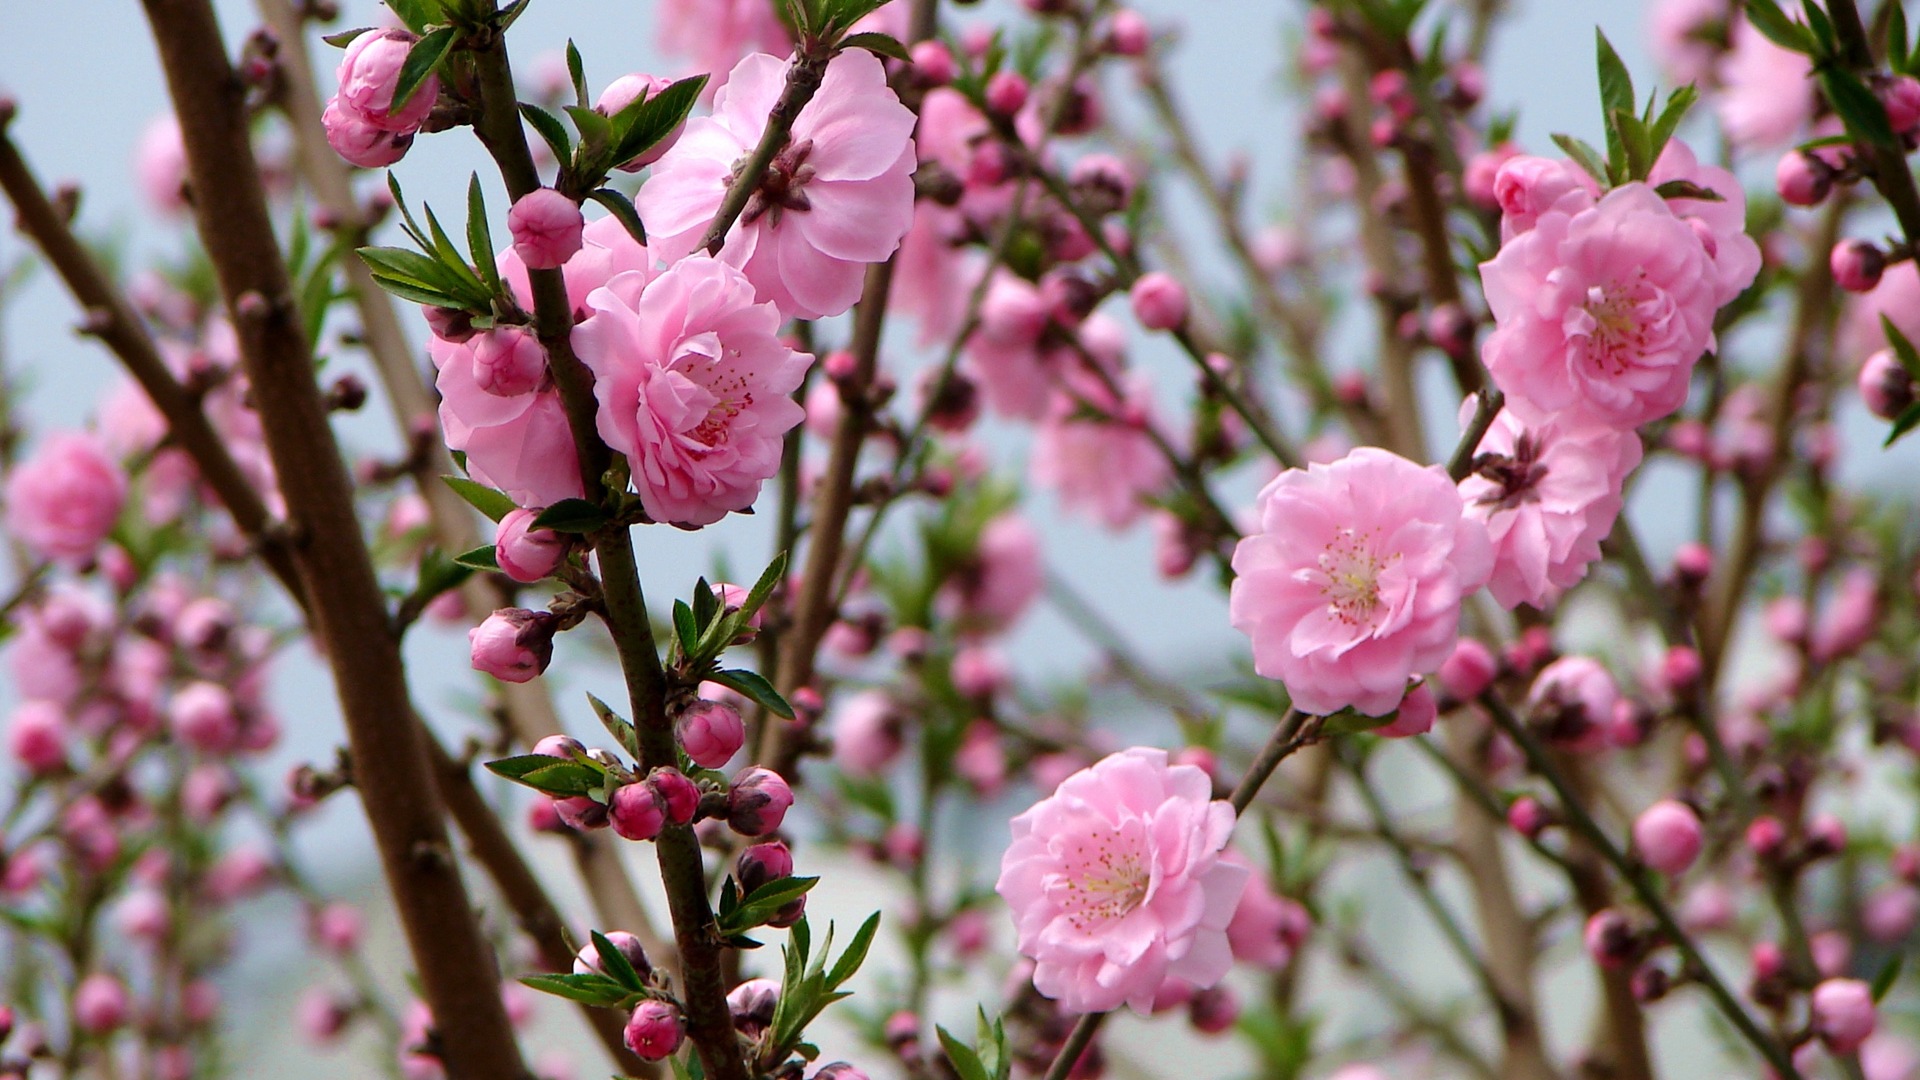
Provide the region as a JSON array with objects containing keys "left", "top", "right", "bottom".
[
  {"left": 696, "top": 53, "right": 831, "bottom": 255},
  {"left": 135, "top": 2, "right": 525, "bottom": 1075}
]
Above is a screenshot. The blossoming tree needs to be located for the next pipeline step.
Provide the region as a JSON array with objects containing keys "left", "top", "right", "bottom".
[{"left": 1, "top": 0, "right": 1919, "bottom": 1078}]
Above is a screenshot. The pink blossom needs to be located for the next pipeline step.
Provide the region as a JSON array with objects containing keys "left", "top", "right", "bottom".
[
  {"left": 624, "top": 1000, "right": 687, "bottom": 1061},
  {"left": 1812, "top": 567, "right": 1879, "bottom": 662},
  {"left": 1528, "top": 656, "right": 1620, "bottom": 751},
  {"left": 1865, "top": 884, "right": 1920, "bottom": 943},
  {"left": 508, "top": 189, "right": 586, "bottom": 271},
  {"left": 322, "top": 101, "right": 413, "bottom": 168},
  {"left": 573, "top": 256, "right": 812, "bottom": 526},
  {"left": 1032, "top": 373, "right": 1172, "bottom": 530},
  {"left": 468, "top": 609, "right": 555, "bottom": 683},
  {"left": 954, "top": 720, "right": 1008, "bottom": 797},
  {"left": 639, "top": 50, "right": 917, "bottom": 321},
  {"left": 73, "top": 974, "right": 128, "bottom": 1034},
  {"left": 433, "top": 336, "right": 583, "bottom": 509},
  {"left": 1458, "top": 406, "right": 1642, "bottom": 610},
  {"left": 995, "top": 747, "right": 1249, "bottom": 1015},
  {"left": 597, "top": 74, "right": 686, "bottom": 169},
  {"left": 829, "top": 690, "right": 904, "bottom": 777},
  {"left": 5, "top": 432, "right": 128, "bottom": 566},
  {"left": 333, "top": 28, "right": 438, "bottom": 133},
  {"left": 1229, "top": 448, "right": 1492, "bottom": 717},
  {"left": 1813, "top": 978, "right": 1878, "bottom": 1055},
  {"left": 494, "top": 507, "right": 569, "bottom": 583},
  {"left": 1130, "top": 273, "right": 1188, "bottom": 330},
  {"left": 1632, "top": 799, "right": 1703, "bottom": 875},
  {"left": 1492, "top": 155, "right": 1599, "bottom": 241},
  {"left": 7, "top": 701, "right": 66, "bottom": 776},
  {"left": 1481, "top": 183, "right": 1720, "bottom": 428},
  {"left": 938, "top": 514, "right": 1044, "bottom": 633},
  {"left": 654, "top": 0, "right": 789, "bottom": 92},
  {"left": 1860, "top": 349, "right": 1917, "bottom": 420},
  {"left": 1843, "top": 260, "right": 1920, "bottom": 364},
  {"left": 135, "top": 114, "right": 189, "bottom": 215},
  {"left": 170, "top": 681, "right": 240, "bottom": 753},
  {"left": 1649, "top": 140, "right": 1763, "bottom": 307},
  {"left": 1222, "top": 851, "right": 1309, "bottom": 970},
  {"left": 1376, "top": 683, "right": 1437, "bottom": 738},
  {"left": 1715, "top": 16, "right": 1816, "bottom": 150},
  {"left": 677, "top": 699, "right": 746, "bottom": 769}
]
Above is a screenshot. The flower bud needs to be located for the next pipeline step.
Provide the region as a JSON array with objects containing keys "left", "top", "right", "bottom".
[
  {"left": 1507, "top": 795, "right": 1550, "bottom": 839},
  {"left": 170, "top": 681, "right": 240, "bottom": 753},
  {"left": 1108, "top": 9, "right": 1150, "bottom": 55},
  {"left": 985, "top": 71, "right": 1029, "bottom": 116},
  {"left": 507, "top": 189, "right": 584, "bottom": 270},
  {"left": 471, "top": 326, "right": 548, "bottom": 397},
  {"left": 424, "top": 305, "right": 477, "bottom": 343},
  {"left": 574, "top": 930, "right": 651, "bottom": 982},
  {"left": 1775, "top": 150, "right": 1834, "bottom": 207},
  {"left": 74, "top": 973, "right": 129, "bottom": 1034},
  {"left": 8, "top": 701, "right": 66, "bottom": 776},
  {"left": 596, "top": 74, "right": 684, "bottom": 168},
  {"left": 334, "top": 28, "right": 437, "bottom": 133},
  {"left": 468, "top": 609, "right": 556, "bottom": 683},
  {"left": 493, "top": 506, "right": 569, "bottom": 583},
  {"left": 1659, "top": 645, "right": 1702, "bottom": 695},
  {"left": 727, "top": 979, "right": 780, "bottom": 1039},
  {"left": 1811, "top": 978, "right": 1876, "bottom": 1055},
  {"left": 1632, "top": 799, "right": 1703, "bottom": 875},
  {"left": 1129, "top": 272, "right": 1189, "bottom": 331},
  {"left": 1630, "top": 965, "right": 1670, "bottom": 1003},
  {"left": 1376, "top": 683, "right": 1436, "bottom": 738},
  {"left": 1860, "top": 348, "right": 1917, "bottom": 420},
  {"left": 737, "top": 841, "right": 795, "bottom": 894},
  {"left": 647, "top": 768, "right": 699, "bottom": 825},
  {"left": 1832, "top": 240, "right": 1888, "bottom": 293},
  {"left": 1883, "top": 75, "right": 1920, "bottom": 136},
  {"left": 677, "top": 700, "right": 746, "bottom": 769},
  {"left": 727, "top": 767, "right": 794, "bottom": 837},
  {"left": 623, "top": 1000, "right": 686, "bottom": 1061},
  {"left": 1187, "top": 985, "right": 1239, "bottom": 1035},
  {"left": 609, "top": 782, "right": 667, "bottom": 842},
  {"left": 813, "top": 1065, "right": 871, "bottom": 1080},
  {"left": 1439, "top": 637, "right": 1497, "bottom": 701},
  {"left": 1746, "top": 815, "right": 1787, "bottom": 860},
  {"left": 1806, "top": 812, "right": 1848, "bottom": 858},
  {"left": 1583, "top": 910, "right": 1637, "bottom": 970},
  {"left": 910, "top": 41, "right": 955, "bottom": 84},
  {"left": 299, "top": 989, "right": 351, "bottom": 1045},
  {"left": 310, "top": 902, "right": 364, "bottom": 954}
]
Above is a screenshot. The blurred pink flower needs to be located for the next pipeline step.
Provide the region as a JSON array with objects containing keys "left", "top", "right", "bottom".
[
  {"left": 1715, "top": 16, "right": 1816, "bottom": 150},
  {"left": 938, "top": 514, "right": 1044, "bottom": 633},
  {"left": 134, "top": 114, "right": 189, "bottom": 215},
  {"left": 640, "top": 50, "right": 917, "bottom": 320},
  {"left": 1650, "top": 0, "right": 1726, "bottom": 85},
  {"left": 5, "top": 433, "right": 127, "bottom": 567},
  {"left": 655, "top": 0, "right": 789, "bottom": 90},
  {"left": 573, "top": 256, "right": 812, "bottom": 526},
  {"left": 1229, "top": 448, "right": 1491, "bottom": 716},
  {"left": 1031, "top": 372, "right": 1171, "bottom": 530},
  {"left": 995, "top": 747, "right": 1248, "bottom": 1014}
]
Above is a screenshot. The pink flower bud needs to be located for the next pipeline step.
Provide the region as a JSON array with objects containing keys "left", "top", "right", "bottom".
[
  {"left": 728, "top": 979, "right": 780, "bottom": 1038},
  {"left": 1860, "top": 349, "right": 1917, "bottom": 421},
  {"left": 951, "top": 644, "right": 1008, "bottom": 699},
  {"left": 1583, "top": 909, "right": 1636, "bottom": 970},
  {"left": 596, "top": 74, "right": 684, "bottom": 168},
  {"left": 1108, "top": 9, "right": 1150, "bottom": 55},
  {"left": 508, "top": 189, "right": 585, "bottom": 270},
  {"left": 299, "top": 988, "right": 351, "bottom": 1044},
  {"left": 1832, "top": 240, "right": 1888, "bottom": 293},
  {"left": 468, "top": 609, "right": 555, "bottom": 683},
  {"left": 737, "top": 841, "right": 795, "bottom": 891},
  {"left": 1672, "top": 542, "right": 1713, "bottom": 584},
  {"left": 1812, "top": 978, "right": 1877, "bottom": 1055},
  {"left": 8, "top": 701, "right": 66, "bottom": 776},
  {"left": 727, "top": 767, "right": 793, "bottom": 837},
  {"left": 647, "top": 768, "right": 699, "bottom": 825},
  {"left": 1507, "top": 795, "right": 1550, "bottom": 839},
  {"left": 814, "top": 1065, "right": 870, "bottom": 1080},
  {"left": 1747, "top": 815, "right": 1787, "bottom": 860},
  {"left": 677, "top": 700, "right": 746, "bottom": 769},
  {"left": 118, "top": 888, "right": 169, "bottom": 941},
  {"left": 1438, "top": 637, "right": 1497, "bottom": 701},
  {"left": 1376, "top": 683, "right": 1436, "bottom": 738},
  {"left": 170, "top": 681, "right": 240, "bottom": 753},
  {"left": 1884, "top": 75, "right": 1920, "bottom": 135},
  {"left": 322, "top": 100, "right": 413, "bottom": 168},
  {"left": 624, "top": 1000, "right": 686, "bottom": 1061},
  {"left": 73, "top": 973, "right": 129, "bottom": 1034},
  {"left": 1187, "top": 985, "right": 1239, "bottom": 1035},
  {"left": 1807, "top": 812, "right": 1848, "bottom": 858},
  {"left": 1129, "top": 272, "right": 1189, "bottom": 331},
  {"left": 910, "top": 41, "right": 955, "bottom": 84},
  {"left": 1632, "top": 799, "right": 1703, "bottom": 875},
  {"left": 954, "top": 721, "right": 1008, "bottom": 797},
  {"left": 1660, "top": 645, "right": 1703, "bottom": 695},
  {"left": 471, "top": 326, "right": 548, "bottom": 397},
  {"left": 1776, "top": 150, "right": 1834, "bottom": 207},
  {"left": 609, "top": 782, "right": 666, "bottom": 842},
  {"left": 335, "top": 28, "right": 438, "bottom": 133},
  {"left": 494, "top": 506, "right": 569, "bottom": 583},
  {"left": 1866, "top": 884, "right": 1920, "bottom": 942},
  {"left": 311, "top": 902, "right": 364, "bottom": 954},
  {"left": 574, "top": 930, "right": 651, "bottom": 981},
  {"left": 985, "top": 71, "right": 1029, "bottom": 116}
]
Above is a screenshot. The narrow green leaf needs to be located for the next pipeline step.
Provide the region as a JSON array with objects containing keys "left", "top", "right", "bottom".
[
  {"left": 519, "top": 103, "right": 575, "bottom": 165},
  {"left": 608, "top": 75, "right": 707, "bottom": 168},
  {"left": 1743, "top": 0, "right": 1813, "bottom": 53},
  {"left": 1892, "top": 2, "right": 1910, "bottom": 74},
  {"left": 1800, "top": 0, "right": 1836, "bottom": 52},
  {"left": 710, "top": 668, "right": 793, "bottom": 719},
  {"left": 483, "top": 755, "right": 605, "bottom": 797},
  {"left": 937, "top": 1027, "right": 993, "bottom": 1080},
  {"left": 1653, "top": 178, "right": 1726, "bottom": 202},
  {"left": 840, "top": 31, "right": 912, "bottom": 62},
  {"left": 394, "top": 26, "right": 458, "bottom": 113},
  {"left": 587, "top": 693, "right": 641, "bottom": 760},
  {"left": 423, "top": 203, "right": 489, "bottom": 295},
  {"left": 383, "top": 0, "right": 443, "bottom": 34},
  {"left": 565, "top": 39, "right": 589, "bottom": 109},
  {"left": 386, "top": 173, "right": 434, "bottom": 251},
  {"left": 1881, "top": 315, "right": 1920, "bottom": 381},
  {"left": 566, "top": 104, "right": 615, "bottom": 154},
  {"left": 1874, "top": 954, "right": 1903, "bottom": 1001},
  {"left": 1550, "top": 133, "right": 1609, "bottom": 185},
  {"left": 357, "top": 246, "right": 465, "bottom": 293},
  {"left": 1821, "top": 67, "right": 1900, "bottom": 149},
  {"left": 364, "top": 273, "right": 465, "bottom": 308},
  {"left": 825, "top": 911, "right": 880, "bottom": 989},
  {"left": 452, "top": 544, "right": 500, "bottom": 570},
  {"left": 585, "top": 188, "right": 646, "bottom": 246},
  {"left": 531, "top": 498, "right": 611, "bottom": 533},
  {"left": 1595, "top": 30, "right": 1637, "bottom": 156},
  {"left": 672, "top": 600, "right": 700, "bottom": 656},
  {"left": 441, "top": 475, "right": 518, "bottom": 522},
  {"left": 466, "top": 174, "right": 502, "bottom": 295},
  {"left": 591, "top": 930, "right": 645, "bottom": 990},
  {"left": 1647, "top": 84, "right": 1699, "bottom": 164},
  {"left": 517, "top": 972, "right": 634, "bottom": 1008},
  {"left": 1886, "top": 400, "right": 1920, "bottom": 446},
  {"left": 743, "top": 551, "right": 787, "bottom": 619},
  {"left": 322, "top": 27, "right": 373, "bottom": 48},
  {"left": 692, "top": 576, "right": 720, "bottom": 628},
  {"left": 497, "top": 0, "right": 534, "bottom": 31}
]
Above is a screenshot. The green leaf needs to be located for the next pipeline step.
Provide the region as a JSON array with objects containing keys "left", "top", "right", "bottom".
[
  {"left": 519, "top": 103, "right": 575, "bottom": 165},
  {"left": 395, "top": 25, "right": 458, "bottom": 113},
  {"left": 607, "top": 75, "right": 707, "bottom": 169},
  {"left": 587, "top": 693, "right": 641, "bottom": 761},
  {"left": 1647, "top": 84, "right": 1699, "bottom": 165},
  {"left": 566, "top": 104, "right": 615, "bottom": 155},
  {"left": 1595, "top": 30, "right": 1636, "bottom": 171},
  {"left": 442, "top": 475, "right": 518, "bottom": 522},
  {"left": 383, "top": 0, "right": 444, "bottom": 34},
  {"left": 357, "top": 245, "right": 472, "bottom": 297},
  {"left": 1551, "top": 133, "right": 1609, "bottom": 185},
  {"left": 938, "top": 1027, "right": 992, "bottom": 1080},
  {"left": 1743, "top": 0, "right": 1812, "bottom": 53},
  {"left": 710, "top": 669, "right": 793, "bottom": 719},
  {"left": 825, "top": 911, "right": 879, "bottom": 989},
  {"left": 484, "top": 754, "right": 606, "bottom": 798},
  {"left": 840, "top": 31, "right": 912, "bottom": 62},
  {"left": 531, "top": 499, "right": 611, "bottom": 533},
  {"left": 1874, "top": 954, "right": 1903, "bottom": 1002},
  {"left": 1653, "top": 178, "right": 1725, "bottom": 202},
  {"left": 517, "top": 972, "right": 634, "bottom": 1008},
  {"left": 672, "top": 600, "right": 700, "bottom": 656},
  {"left": 1895, "top": 2, "right": 1914, "bottom": 75},
  {"left": 363, "top": 273, "right": 466, "bottom": 308},
  {"left": 466, "top": 174, "right": 502, "bottom": 295},
  {"left": 1882, "top": 315, "right": 1920, "bottom": 381},
  {"left": 1886, "top": 400, "right": 1920, "bottom": 447},
  {"left": 452, "top": 544, "right": 499, "bottom": 570},
  {"left": 565, "top": 39, "right": 589, "bottom": 109},
  {"left": 1800, "top": 0, "right": 1836, "bottom": 53},
  {"left": 585, "top": 188, "right": 646, "bottom": 246},
  {"left": 720, "top": 876, "right": 821, "bottom": 934},
  {"left": 1822, "top": 66, "right": 1900, "bottom": 149},
  {"left": 322, "top": 27, "right": 373, "bottom": 48},
  {"left": 497, "top": 0, "right": 534, "bottom": 31},
  {"left": 423, "top": 203, "right": 489, "bottom": 295},
  {"left": 692, "top": 575, "right": 720, "bottom": 628},
  {"left": 743, "top": 551, "right": 787, "bottom": 620},
  {"left": 591, "top": 930, "right": 646, "bottom": 990},
  {"left": 386, "top": 173, "right": 434, "bottom": 251}
]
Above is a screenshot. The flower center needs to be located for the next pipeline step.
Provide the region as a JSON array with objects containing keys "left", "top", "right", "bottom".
[
  {"left": 737, "top": 138, "right": 817, "bottom": 228},
  {"left": 1316, "top": 528, "right": 1393, "bottom": 626},
  {"left": 1056, "top": 828, "right": 1150, "bottom": 931},
  {"left": 1472, "top": 432, "right": 1549, "bottom": 511},
  {"left": 673, "top": 333, "right": 754, "bottom": 452},
  {"left": 1574, "top": 273, "right": 1654, "bottom": 375}
]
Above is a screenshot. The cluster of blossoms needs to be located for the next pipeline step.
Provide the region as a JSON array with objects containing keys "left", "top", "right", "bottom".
[{"left": 322, "top": 27, "right": 441, "bottom": 167}]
